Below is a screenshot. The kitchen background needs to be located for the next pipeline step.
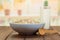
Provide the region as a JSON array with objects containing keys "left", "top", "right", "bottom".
[{"left": 0, "top": 0, "right": 60, "bottom": 26}]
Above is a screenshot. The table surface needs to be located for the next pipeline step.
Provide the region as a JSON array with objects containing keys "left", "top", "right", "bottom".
[{"left": 0, "top": 26, "right": 60, "bottom": 40}]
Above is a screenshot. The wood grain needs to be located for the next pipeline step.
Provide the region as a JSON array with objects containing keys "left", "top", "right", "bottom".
[
  {"left": 44, "top": 34, "right": 60, "bottom": 40},
  {"left": 7, "top": 31, "right": 24, "bottom": 40},
  {"left": 25, "top": 36, "right": 43, "bottom": 40},
  {"left": 0, "top": 26, "right": 60, "bottom": 40},
  {"left": 0, "top": 27, "right": 13, "bottom": 40}
]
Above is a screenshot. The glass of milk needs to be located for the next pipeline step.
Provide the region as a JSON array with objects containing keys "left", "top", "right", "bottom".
[{"left": 41, "top": 0, "right": 51, "bottom": 29}]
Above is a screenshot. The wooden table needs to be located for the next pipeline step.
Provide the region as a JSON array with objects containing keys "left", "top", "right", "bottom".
[{"left": 0, "top": 26, "right": 60, "bottom": 40}]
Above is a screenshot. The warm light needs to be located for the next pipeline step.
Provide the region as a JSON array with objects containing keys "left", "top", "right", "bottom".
[
  {"left": 14, "top": 0, "right": 25, "bottom": 3},
  {"left": 0, "top": 4, "right": 3, "bottom": 11}
]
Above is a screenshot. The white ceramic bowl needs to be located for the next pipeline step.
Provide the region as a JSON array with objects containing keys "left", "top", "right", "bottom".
[{"left": 10, "top": 23, "right": 45, "bottom": 35}]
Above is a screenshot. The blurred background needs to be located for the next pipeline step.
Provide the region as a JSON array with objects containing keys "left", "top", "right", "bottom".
[{"left": 0, "top": 0, "right": 60, "bottom": 26}]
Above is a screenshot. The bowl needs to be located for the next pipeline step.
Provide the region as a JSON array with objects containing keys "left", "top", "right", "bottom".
[{"left": 10, "top": 23, "right": 45, "bottom": 35}]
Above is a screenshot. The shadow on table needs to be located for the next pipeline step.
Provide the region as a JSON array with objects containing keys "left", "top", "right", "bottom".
[{"left": 11, "top": 34, "right": 41, "bottom": 38}]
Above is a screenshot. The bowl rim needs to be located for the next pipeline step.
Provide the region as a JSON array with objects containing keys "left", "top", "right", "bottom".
[{"left": 10, "top": 23, "right": 45, "bottom": 25}]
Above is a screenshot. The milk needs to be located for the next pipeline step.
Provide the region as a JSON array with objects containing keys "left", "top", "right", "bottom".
[
  {"left": 41, "top": 0, "right": 50, "bottom": 29},
  {"left": 44, "top": 8, "right": 50, "bottom": 29}
]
